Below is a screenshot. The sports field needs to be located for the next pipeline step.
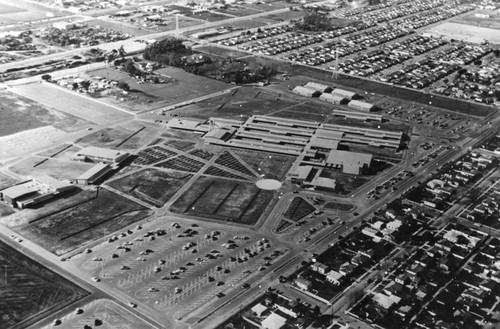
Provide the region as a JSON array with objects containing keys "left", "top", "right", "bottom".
[
  {"left": 424, "top": 22, "right": 500, "bottom": 44},
  {"left": 170, "top": 176, "right": 274, "bottom": 225},
  {"left": 0, "top": 240, "right": 88, "bottom": 329},
  {"left": 10, "top": 83, "right": 133, "bottom": 125}
]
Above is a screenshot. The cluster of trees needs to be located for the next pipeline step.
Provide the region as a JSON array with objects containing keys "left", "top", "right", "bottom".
[
  {"left": 143, "top": 38, "right": 192, "bottom": 67},
  {"left": 144, "top": 38, "right": 277, "bottom": 84},
  {"left": 296, "top": 11, "right": 333, "bottom": 31}
]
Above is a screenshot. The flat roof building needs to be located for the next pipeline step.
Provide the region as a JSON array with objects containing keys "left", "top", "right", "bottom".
[
  {"left": 75, "top": 163, "right": 112, "bottom": 185},
  {"left": 290, "top": 165, "right": 314, "bottom": 184},
  {"left": 74, "top": 147, "right": 129, "bottom": 165},
  {"left": 326, "top": 150, "right": 373, "bottom": 175},
  {"left": 0, "top": 175, "right": 73, "bottom": 209}
]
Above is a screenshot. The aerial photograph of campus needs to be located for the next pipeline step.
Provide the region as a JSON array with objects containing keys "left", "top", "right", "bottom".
[{"left": 1, "top": 0, "right": 500, "bottom": 328}]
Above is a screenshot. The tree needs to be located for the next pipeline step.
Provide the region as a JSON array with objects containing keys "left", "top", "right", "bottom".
[
  {"left": 41, "top": 74, "right": 52, "bottom": 81},
  {"left": 72, "top": 82, "right": 79, "bottom": 90},
  {"left": 80, "top": 80, "right": 91, "bottom": 90},
  {"left": 118, "top": 82, "right": 130, "bottom": 92}
]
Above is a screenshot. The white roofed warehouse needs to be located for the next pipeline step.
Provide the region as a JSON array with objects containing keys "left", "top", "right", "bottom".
[
  {"left": 304, "top": 82, "right": 333, "bottom": 93},
  {"left": 292, "top": 86, "right": 321, "bottom": 98},
  {"left": 348, "top": 100, "right": 376, "bottom": 112},
  {"left": 331, "top": 88, "right": 359, "bottom": 100},
  {"left": 319, "top": 93, "right": 348, "bottom": 105}
]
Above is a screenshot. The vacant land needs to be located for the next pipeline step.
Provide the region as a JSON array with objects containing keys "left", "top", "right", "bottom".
[
  {"left": 0, "top": 172, "right": 19, "bottom": 190},
  {"left": 9, "top": 157, "right": 93, "bottom": 181},
  {"left": 0, "top": 90, "right": 89, "bottom": 137},
  {"left": 171, "top": 176, "right": 274, "bottom": 225},
  {"left": 0, "top": 240, "right": 88, "bottom": 329},
  {"left": 41, "top": 298, "right": 155, "bottom": 329},
  {"left": 107, "top": 169, "right": 192, "bottom": 207},
  {"left": 10, "top": 83, "right": 132, "bottom": 125},
  {"left": 16, "top": 188, "right": 153, "bottom": 255}
]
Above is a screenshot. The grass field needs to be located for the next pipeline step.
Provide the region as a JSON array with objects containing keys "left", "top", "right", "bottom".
[
  {"left": 41, "top": 298, "right": 155, "bottom": 329},
  {"left": 37, "top": 144, "right": 81, "bottom": 161},
  {"left": 170, "top": 176, "right": 274, "bottom": 225},
  {"left": 0, "top": 172, "right": 19, "bottom": 190},
  {"left": 10, "top": 83, "right": 132, "bottom": 125},
  {"left": 8, "top": 157, "right": 94, "bottom": 181},
  {"left": 0, "top": 90, "right": 89, "bottom": 137},
  {"left": 75, "top": 126, "right": 154, "bottom": 151},
  {"left": 232, "top": 149, "right": 294, "bottom": 181},
  {"left": 88, "top": 66, "right": 230, "bottom": 109},
  {"left": 0, "top": 240, "right": 88, "bottom": 329},
  {"left": 107, "top": 169, "right": 192, "bottom": 207},
  {"left": 168, "top": 86, "right": 299, "bottom": 120},
  {"left": 16, "top": 188, "right": 153, "bottom": 255}
]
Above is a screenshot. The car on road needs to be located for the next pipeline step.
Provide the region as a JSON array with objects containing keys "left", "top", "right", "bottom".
[
  {"left": 241, "top": 283, "right": 251, "bottom": 289},
  {"left": 91, "top": 277, "right": 100, "bottom": 282},
  {"left": 128, "top": 302, "right": 137, "bottom": 308}
]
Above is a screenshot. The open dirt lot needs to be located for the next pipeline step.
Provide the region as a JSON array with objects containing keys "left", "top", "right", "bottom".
[
  {"left": 0, "top": 240, "right": 88, "bottom": 329},
  {"left": 10, "top": 82, "right": 133, "bottom": 125},
  {"left": 13, "top": 188, "right": 153, "bottom": 255}
]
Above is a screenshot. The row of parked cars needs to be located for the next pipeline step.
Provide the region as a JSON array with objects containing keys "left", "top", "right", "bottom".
[
  {"left": 343, "top": 0, "right": 446, "bottom": 24},
  {"left": 396, "top": 4, "right": 474, "bottom": 30},
  {"left": 239, "top": 33, "right": 323, "bottom": 56},
  {"left": 218, "top": 25, "right": 293, "bottom": 47}
]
